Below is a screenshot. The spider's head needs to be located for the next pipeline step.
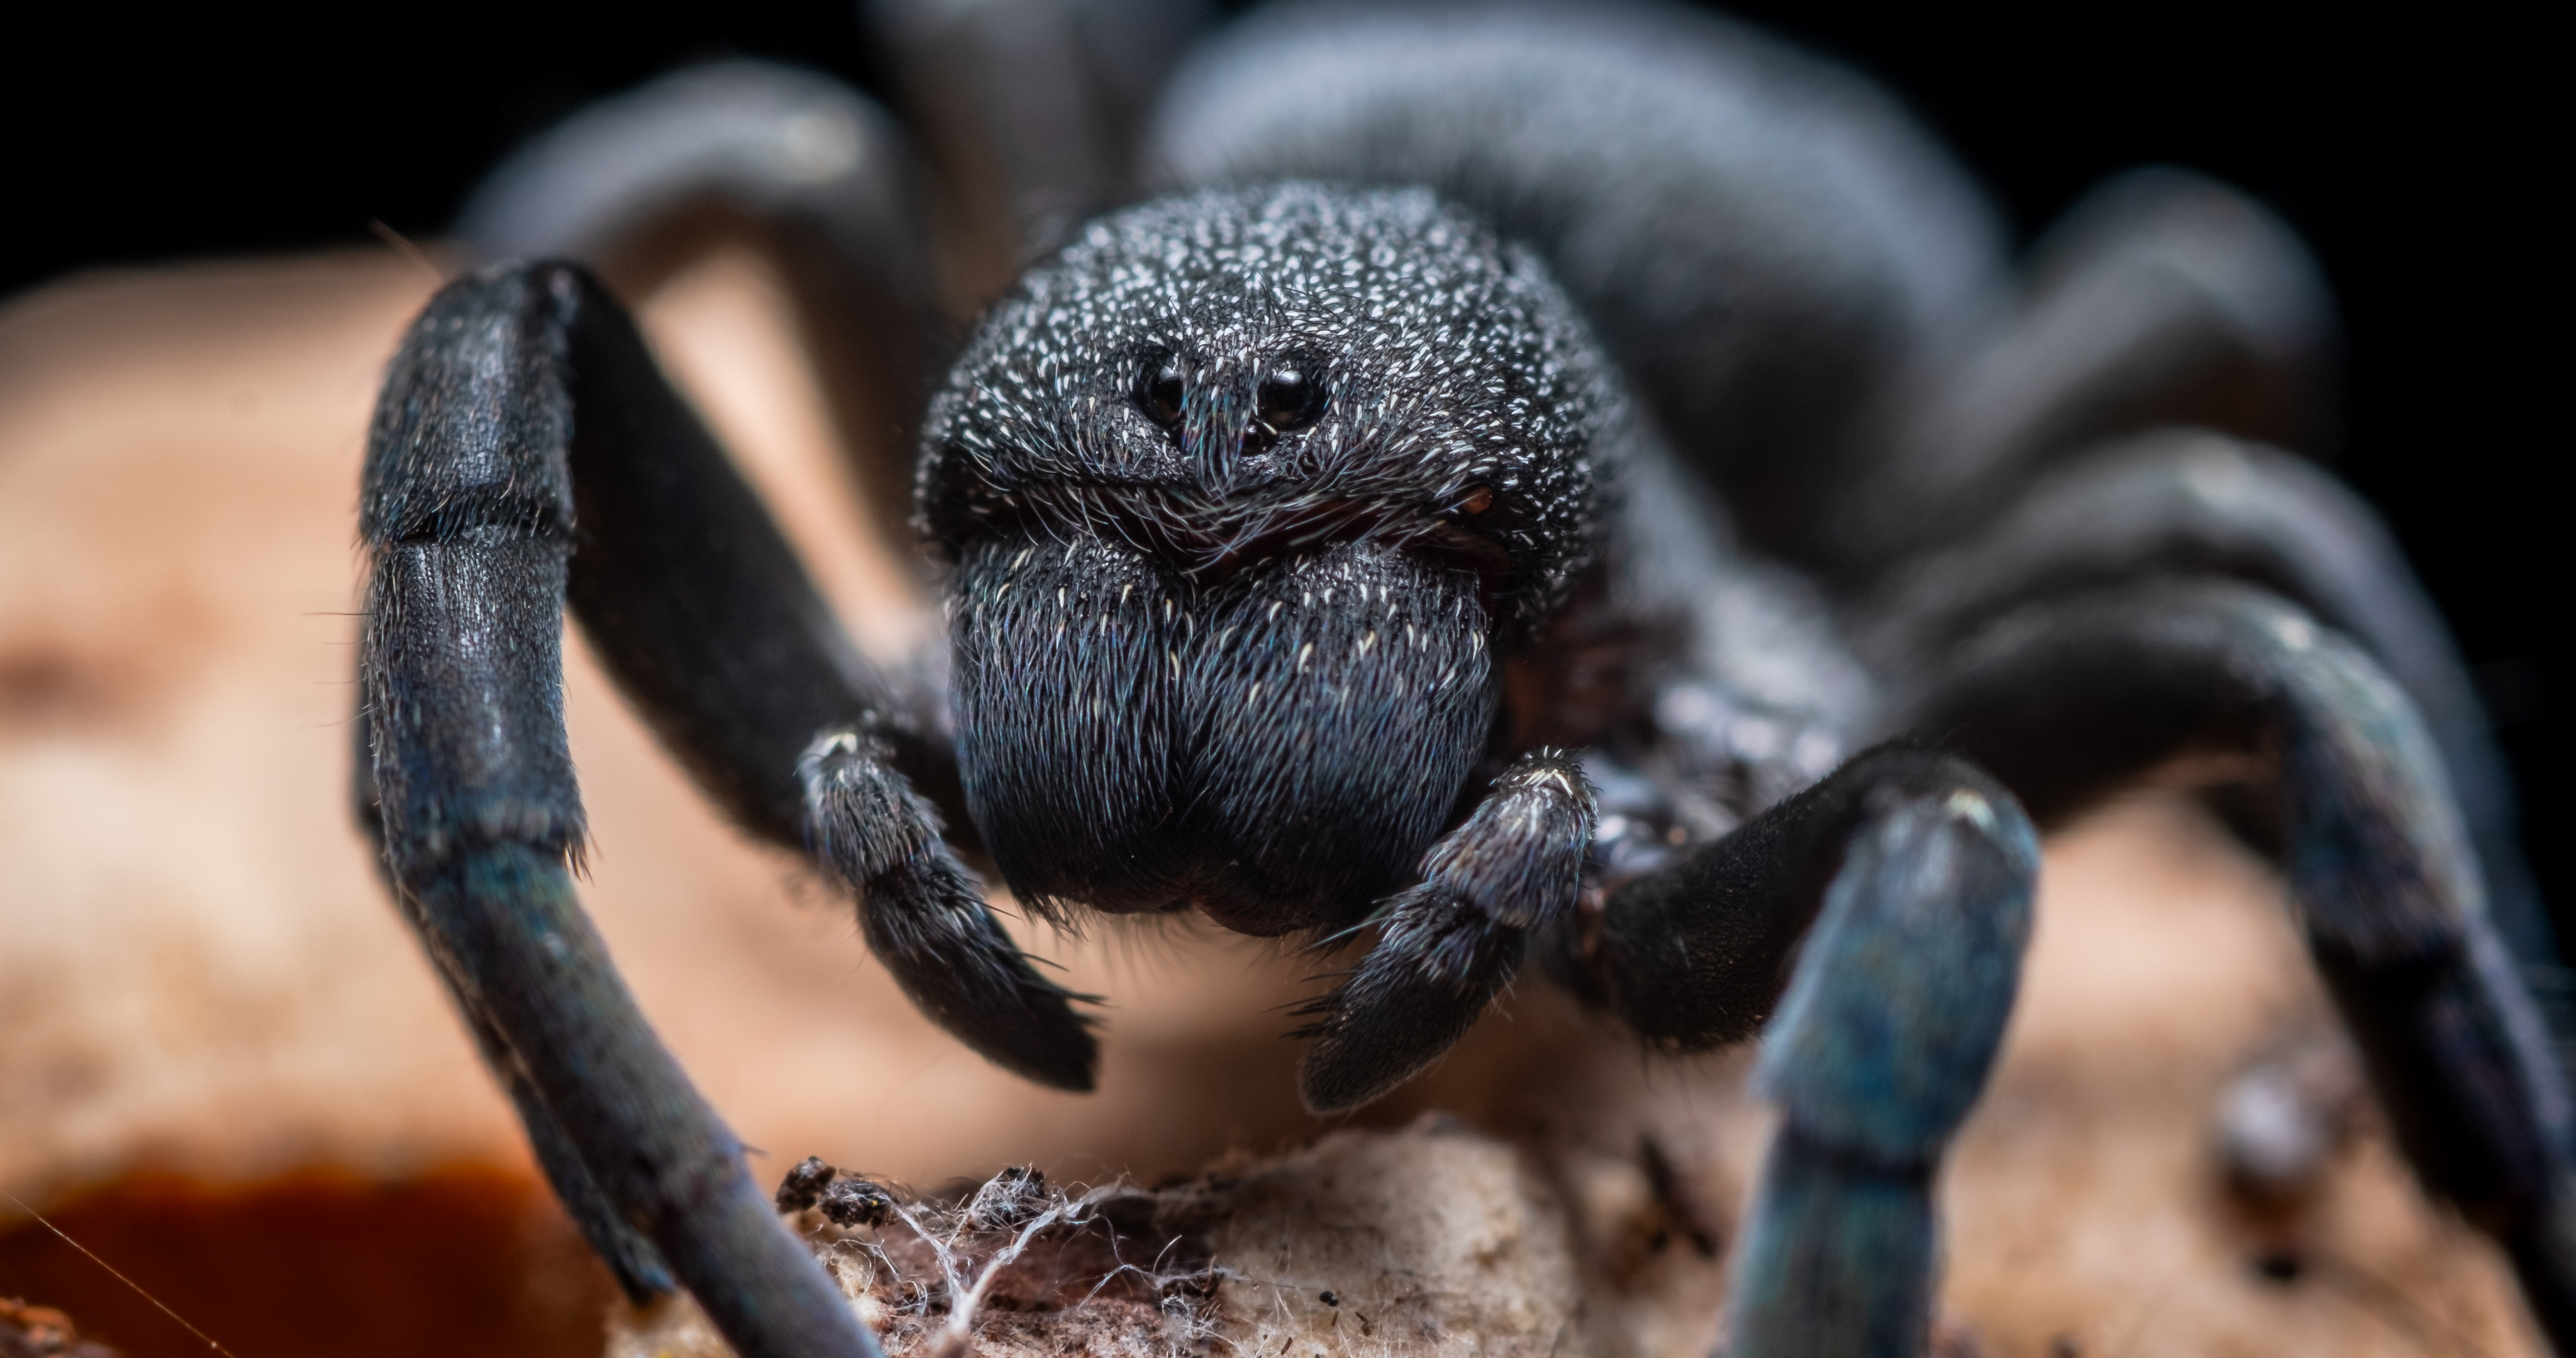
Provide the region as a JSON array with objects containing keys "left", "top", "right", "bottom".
[{"left": 918, "top": 183, "right": 1616, "bottom": 934}]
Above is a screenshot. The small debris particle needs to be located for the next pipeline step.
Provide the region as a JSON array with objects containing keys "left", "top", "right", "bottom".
[
  {"left": 965, "top": 1165, "right": 1048, "bottom": 1229},
  {"left": 2251, "top": 1249, "right": 2304, "bottom": 1284},
  {"left": 1318, "top": 1290, "right": 1339, "bottom": 1306},
  {"left": 1639, "top": 1134, "right": 1719, "bottom": 1257},
  {"left": 776, "top": 1156, "right": 836, "bottom": 1213},
  {"left": 821, "top": 1176, "right": 897, "bottom": 1228}
]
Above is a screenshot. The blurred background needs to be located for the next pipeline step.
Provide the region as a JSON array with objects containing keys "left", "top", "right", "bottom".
[
  {"left": 0, "top": 4, "right": 2559, "bottom": 1357},
  {"left": 5, "top": 0, "right": 2559, "bottom": 912}
]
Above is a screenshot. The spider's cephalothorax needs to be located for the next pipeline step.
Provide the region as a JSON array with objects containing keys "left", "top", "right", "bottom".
[
  {"left": 356, "top": 4, "right": 2576, "bottom": 1357},
  {"left": 924, "top": 184, "right": 1613, "bottom": 932}
]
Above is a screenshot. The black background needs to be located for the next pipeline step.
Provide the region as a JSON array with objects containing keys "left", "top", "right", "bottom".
[{"left": 4, "top": 4, "right": 2558, "bottom": 913}]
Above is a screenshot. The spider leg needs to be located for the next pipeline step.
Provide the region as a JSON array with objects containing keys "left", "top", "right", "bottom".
[
  {"left": 1916, "top": 582, "right": 2575, "bottom": 1346},
  {"left": 799, "top": 728, "right": 1094, "bottom": 1087},
  {"left": 352, "top": 724, "right": 677, "bottom": 1301},
  {"left": 1821, "top": 168, "right": 2337, "bottom": 570},
  {"left": 1859, "top": 428, "right": 2554, "bottom": 976},
  {"left": 455, "top": 60, "right": 942, "bottom": 553},
  {"left": 1558, "top": 744, "right": 2039, "bottom": 1357},
  {"left": 358, "top": 262, "right": 1087, "bottom": 1358},
  {"left": 543, "top": 261, "right": 1092, "bottom": 1083},
  {"left": 1296, "top": 750, "right": 1598, "bottom": 1114},
  {"left": 858, "top": 0, "right": 1210, "bottom": 297}
]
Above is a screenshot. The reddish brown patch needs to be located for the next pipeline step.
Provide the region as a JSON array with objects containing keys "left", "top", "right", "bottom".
[
  {"left": 0, "top": 648, "right": 133, "bottom": 735},
  {"left": 3, "top": 1295, "right": 119, "bottom": 1357},
  {"left": 0, "top": 1166, "right": 613, "bottom": 1358}
]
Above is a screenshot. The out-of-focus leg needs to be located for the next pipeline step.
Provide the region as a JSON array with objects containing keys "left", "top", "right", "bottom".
[
  {"left": 1857, "top": 429, "right": 2553, "bottom": 973},
  {"left": 1916, "top": 583, "right": 2575, "bottom": 1346},
  {"left": 455, "top": 60, "right": 945, "bottom": 553},
  {"left": 1823, "top": 168, "right": 2336, "bottom": 568}
]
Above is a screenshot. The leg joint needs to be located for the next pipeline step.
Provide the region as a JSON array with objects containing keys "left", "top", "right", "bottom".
[{"left": 361, "top": 262, "right": 594, "bottom": 547}]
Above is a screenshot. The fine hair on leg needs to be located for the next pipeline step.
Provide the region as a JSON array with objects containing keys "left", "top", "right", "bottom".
[
  {"left": 1296, "top": 749, "right": 1598, "bottom": 1113},
  {"left": 799, "top": 727, "right": 1096, "bottom": 1090},
  {"left": 360, "top": 261, "right": 886, "bottom": 1358}
]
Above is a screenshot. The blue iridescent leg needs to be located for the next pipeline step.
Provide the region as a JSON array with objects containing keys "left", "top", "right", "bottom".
[
  {"left": 1562, "top": 746, "right": 2040, "bottom": 1356},
  {"left": 354, "top": 720, "right": 677, "bottom": 1303}
]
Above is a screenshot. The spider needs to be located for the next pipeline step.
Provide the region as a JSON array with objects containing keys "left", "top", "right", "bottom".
[{"left": 352, "top": 2, "right": 2573, "bottom": 1354}]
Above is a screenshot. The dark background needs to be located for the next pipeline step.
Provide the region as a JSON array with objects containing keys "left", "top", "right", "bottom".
[{"left": 4, "top": 4, "right": 2557, "bottom": 910}]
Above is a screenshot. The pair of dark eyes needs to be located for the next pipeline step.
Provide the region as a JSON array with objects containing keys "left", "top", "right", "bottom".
[{"left": 1133, "top": 353, "right": 1326, "bottom": 437}]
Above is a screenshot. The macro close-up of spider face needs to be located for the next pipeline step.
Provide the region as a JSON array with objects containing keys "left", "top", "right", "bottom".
[
  {"left": 932, "top": 186, "right": 1590, "bottom": 937},
  {"left": 1, "top": 3, "right": 2564, "bottom": 1357}
]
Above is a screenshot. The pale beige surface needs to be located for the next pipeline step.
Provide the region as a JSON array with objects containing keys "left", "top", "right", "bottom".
[
  {"left": 613, "top": 1125, "right": 1607, "bottom": 1358},
  {"left": 0, "top": 253, "right": 505, "bottom": 1193},
  {"left": 1950, "top": 800, "right": 2540, "bottom": 1357},
  {"left": 0, "top": 249, "right": 2545, "bottom": 1356}
]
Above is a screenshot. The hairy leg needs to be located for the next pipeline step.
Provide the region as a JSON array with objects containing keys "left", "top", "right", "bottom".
[
  {"left": 1297, "top": 749, "right": 1598, "bottom": 1113},
  {"left": 1557, "top": 745, "right": 2040, "bottom": 1357},
  {"left": 1917, "top": 582, "right": 2574, "bottom": 1345},
  {"left": 455, "top": 60, "right": 943, "bottom": 553},
  {"left": 357, "top": 261, "right": 1072, "bottom": 1358},
  {"left": 799, "top": 728, "right": 1093, "bottom": 1088},
  {"left": 353, "top": 723, "right": 677, "bottom": 1302},
  {"left": 530, "top": 260, "right": 1091, "bottom": 1082},
  {"left": 1858, "top": 429, "right": 2551, "bottom": 973}
]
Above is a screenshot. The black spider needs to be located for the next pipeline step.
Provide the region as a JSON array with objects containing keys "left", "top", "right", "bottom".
[{"left": 352, "top": 3, "right": 2575, "bottom": 1355}]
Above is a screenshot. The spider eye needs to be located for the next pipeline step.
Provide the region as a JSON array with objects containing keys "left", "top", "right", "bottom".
[
  {"left": 1135, "top": 352, "right": 1185, "bottom": 429},
  {"left": 1255, "top": 364, "right": 1324, "bottom": 434}
]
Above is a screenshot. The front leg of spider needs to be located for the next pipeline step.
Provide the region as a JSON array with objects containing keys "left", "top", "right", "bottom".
[
  {"left": 1563, "top": 747, "right": 2041, "bottom": 1358},
  {"left": 358, "top": 262, "right": 1087, "bottom": 1358},
  {"left": 1298, "top": 749, "right": 1599, "bottom": 1113},
  {"left": 801, "top": 729, "right": 1096, "bottom": 1086}
]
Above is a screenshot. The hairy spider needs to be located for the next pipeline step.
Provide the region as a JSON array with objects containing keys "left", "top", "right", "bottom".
[{"left": 353, "top": 2, "right": 2573, "bottom": 1354}]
